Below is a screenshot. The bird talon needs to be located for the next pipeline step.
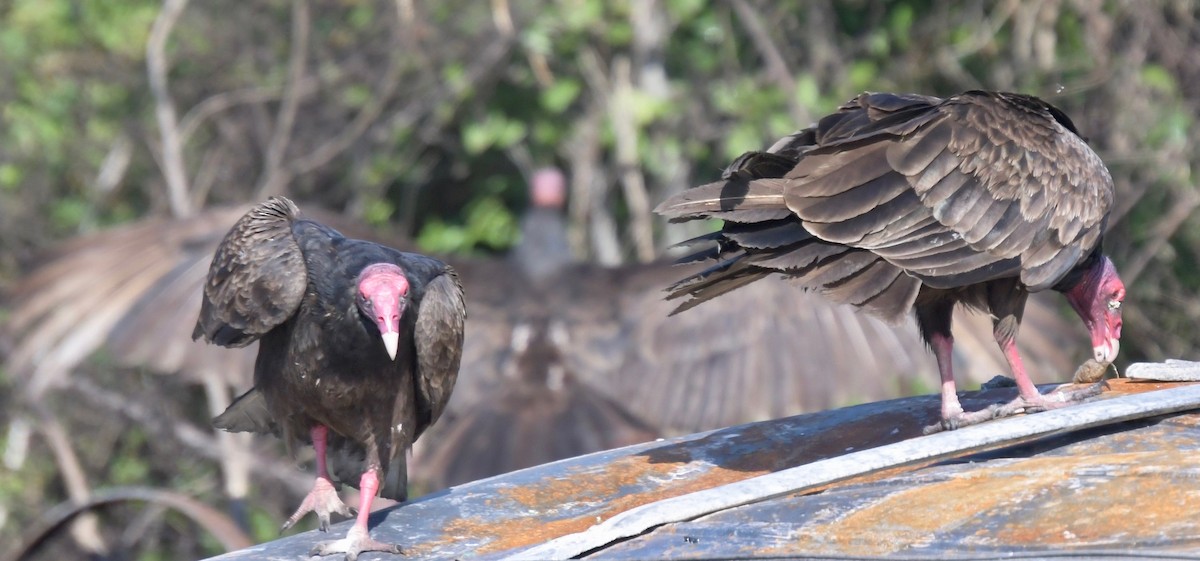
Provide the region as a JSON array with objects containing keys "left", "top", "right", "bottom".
[{"left": 283, "top": 477, "right": 352, "bottom": 534}]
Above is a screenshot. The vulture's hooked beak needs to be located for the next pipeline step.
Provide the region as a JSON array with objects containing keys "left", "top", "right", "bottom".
[{"left": 381, "top": 331, "right": 400, "bottom": 361}]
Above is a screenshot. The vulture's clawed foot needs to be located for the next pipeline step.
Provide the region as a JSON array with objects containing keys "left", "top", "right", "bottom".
[
  {"left": 924, "top": 404, "right": 1002, "bottom": 435},
  {"left": 309, "top": 525, "right": 404, "bottom": 560},
  {"left": 283, "top": 477, "right": 355, "bottom": 533},
  {"left": 924, "top": 381, "right": 1108, "bottom": 435},
  {"left": 982, "top": 382, "right": 1107, "bottom": 422}
]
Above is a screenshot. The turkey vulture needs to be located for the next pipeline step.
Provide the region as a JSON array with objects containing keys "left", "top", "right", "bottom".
[
  {"left": 192, "top": 197, "right": 465, "bottom": 558},
  {"left": 657, "top": 91, "right": 1126, "bottom": 431}
]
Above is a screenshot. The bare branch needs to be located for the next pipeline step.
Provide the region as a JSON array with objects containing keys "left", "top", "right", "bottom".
[
  {"left": 574, "top": 48, "right": 622, "bottom": 265},
  {"left": 610, "top": 56, "right": 656, "bottom": 262},
  {"left": 1121, "top": 187, "right": 1200, "bottom": 284},
  {"left": 256, "top": 0, "right": 311, "bottom": 197},
  {"left": 178, "top": 82, "right": 317, "bottom": 148},
  {"left": 491, "top": 0, "right": 514, "bottom": 36},
  {"left": 33, "top": 406, "right": 109, "bottom": 556},
  {"left": 730, "top": 0, "right": 807, "bottom": 124},
  {"left": 8, "top": 486, "right": 252, "bottom": 561},
  {"left": 146, "top": 0, "right": 193, "bottom": 218},
  {"left": 263, "top": 30, "right": 516, "bottom": 198},
  {"left": 68, "top": 378, "right": 311, "bottom": 494}
]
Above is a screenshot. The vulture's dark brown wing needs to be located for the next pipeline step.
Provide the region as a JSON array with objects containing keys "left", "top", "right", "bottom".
[
  {"left": 659, "top": 91, "right": 1115, "bottom": 317},
  {"left": 192, "top": 197, "right": 308, "bottom": 347},
  {"left": 408, "top": 268, "right": 467, "bottom": 440}
]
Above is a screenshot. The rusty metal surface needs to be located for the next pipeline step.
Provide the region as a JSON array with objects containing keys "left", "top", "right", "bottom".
[
  {"left": 596, "top": 415, "right": 1200, "bottom": 558},
  {"left": 204, "top": 379, "right": 1200, "bottom": 560}
]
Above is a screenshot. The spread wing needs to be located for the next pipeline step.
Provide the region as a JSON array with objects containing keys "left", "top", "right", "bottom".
[
  {"left": 659, "top": 91, "right": 1115, "bottom": 316},
  {"left": 788, "top": 90, "right": 1113, "bottom": 289},
  {"left": 192, "top": 197, "right": 309, "bottom": 347},
  {"left": 410, "top": 267, "right": 467, "bottom": 440},
  {"left": 1, "top": 206, "right": 258, "bottom": 395}
]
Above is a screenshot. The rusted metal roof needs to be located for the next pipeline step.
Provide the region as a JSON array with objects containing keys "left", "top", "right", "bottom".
[{"left": 205, "top": 374, "right": 1200, "bottom": 560}]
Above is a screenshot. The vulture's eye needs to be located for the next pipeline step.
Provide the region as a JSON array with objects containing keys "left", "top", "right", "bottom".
[{"left": 1107, "top": 300, "right": 1121, "bottom": 311}]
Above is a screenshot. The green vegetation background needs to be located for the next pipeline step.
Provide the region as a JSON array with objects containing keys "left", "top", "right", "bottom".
[{"left": 1, "top": 1, "right": 1197, "bottom": 559}]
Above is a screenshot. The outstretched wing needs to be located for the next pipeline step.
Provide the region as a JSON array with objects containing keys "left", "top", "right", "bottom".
[
  {"left": 1, "top": 206, "right": 257, "bottom": 395},
  {"left": 659, "top": 91, "right": 1115, "bottom": 317},
  {"left": 785, "top": 90, "right": 1113, "bottom": 290},
  {"left": 192, "top": 197, "right": 309, "bottom": 347}
]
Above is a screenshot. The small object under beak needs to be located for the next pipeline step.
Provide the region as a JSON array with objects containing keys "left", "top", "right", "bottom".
[{"left": 381, "top": 331, "right": 399, "bottom": 360}]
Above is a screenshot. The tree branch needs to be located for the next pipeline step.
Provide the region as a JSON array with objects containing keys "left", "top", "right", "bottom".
[
  {"left": 33, "top": 406, "right": 109, "bottom": 556},
  {"left": 730, "top": 0, "right": 807, "bottom": 124},
  {"left": 610, "top": 56, "right": 656, "bottom": 262},
  {"left": 256, "top": 0, "right": 311, "bottom": 197},
  {"left": 146, "top": 0, "right": 193, "bottom": 218}
]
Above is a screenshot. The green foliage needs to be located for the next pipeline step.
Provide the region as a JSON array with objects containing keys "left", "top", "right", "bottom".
[
  {"left": 540, "top": 79, "right": 581, "bottom": 114},
  {"left": 462, "top": 112, "right": 528, "bottom": 155},
  {"left": 417, "top": 195, "right": 519, "bottom": 254}
]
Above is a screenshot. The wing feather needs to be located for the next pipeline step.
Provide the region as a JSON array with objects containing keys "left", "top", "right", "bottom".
[
  {"left": 410, "top": 268, "right": 466, "bottom": 438},
  {"left": 192, "top": 197, "right": 308, "bottom": 347}
]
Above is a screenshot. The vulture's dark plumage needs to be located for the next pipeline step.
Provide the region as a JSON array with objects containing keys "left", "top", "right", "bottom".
[
  {"left": 193, "top": 197, "right": 465, "bottom": 558},
  {"left": 658, "top": 91, "right": 1126, "bottom": 430}
]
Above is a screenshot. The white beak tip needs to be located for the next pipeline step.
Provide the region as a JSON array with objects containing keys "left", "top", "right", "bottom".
[
  {"left": 1094, "top": 339, "right": 1120, "bottom": 364},
  {"left": 382, "top": 332, "right": 400, "bottom": 360}
]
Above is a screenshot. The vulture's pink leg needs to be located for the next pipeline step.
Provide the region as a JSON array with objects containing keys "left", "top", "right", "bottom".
[
  {"left": 309, "top": 467, "right": 403, "bottom": 560},
  {"left": 989, "top": 337, "right": 1105, "bottom": 418},
  {"left": 282, "top": 425, "right": 353, "bottom": 532}
]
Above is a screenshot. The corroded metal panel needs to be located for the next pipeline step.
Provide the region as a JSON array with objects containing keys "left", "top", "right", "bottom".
[
  {"left": 596, "top": 414, "right": 1200, "bottom": 558},
  {"left": 205, "top": 379, "right": 1200, "bottom": 560}
]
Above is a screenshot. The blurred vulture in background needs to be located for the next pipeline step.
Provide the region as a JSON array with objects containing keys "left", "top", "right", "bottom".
[{"left": 0, "top": 168, "right": 1080, "bottom": 502}]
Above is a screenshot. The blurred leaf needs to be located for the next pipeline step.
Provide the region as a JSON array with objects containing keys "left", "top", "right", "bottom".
[
  {"left": 794, "top": 74, "right": 821, "bottom": 112},
  {"left": 666, "top": 0, "right": 707, "bottom": 20},
  {"left": 848, "top": 60, "right": 878, "bottom": 91},
  {"left": 628, "top": 90, "right": 671, "bottom": 126},
  {"left": 607, "top": 21, "right": 633, "bottom": 45},
  {"left": 363, "top": 198, "right": 396, "bottom": 228},
  {"left": 417, "top": 196, "right": 519, "bottom": 254},
  {"left": 541, "top": 79, "right": 581, "bottom": 114},
  {"left": 889, "top": 3, "right": 915, "bottom": 50},
  {"left": 0, "top": 164, "right": 23, "bottom": 191},
  {"left": 724, "top": 122, "right": 763, "bottom": 161},
  {"left": 343, "top": 84, "right": 372, "bottom": 108},
  {"left": 1141, "top": 65, "right": 1177, "bottom": 96},
  {"left": 50, "top": 197, "right": 89, "bottom": 231},
  {"left": 562, "top": 0, "right": 604, "bottom": 31}
]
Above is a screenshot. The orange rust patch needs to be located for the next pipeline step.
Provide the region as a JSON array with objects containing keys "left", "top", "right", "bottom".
[
  {"left": 810, "top": 466, "right": 1040, "bottom": 555},
  {"left": 992, "top": 451, "right": 1200, "bottom": 546},
  {"left": 1105, "top": 378, "right": 1196, "bottom": 395},
  {"left": 427, "top": 447, "right": 794, "bottom": 554},
  {"left": 762, "top": 450, "right": 1200, "bottom": 556},
  {"left": 439, "top": 513, "right": 599, "bottom": 555},
  {"left": 495, "top": 455, "right": 680, "bottom": 510}
]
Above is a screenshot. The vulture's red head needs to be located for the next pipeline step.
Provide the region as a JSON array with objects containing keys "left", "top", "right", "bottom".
[
  {"left": 1064, "top": 255, "right": 1125, "bottom": 364},
  {"left": 356, "top": 263, "right": 410, "bottom": 360}
]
